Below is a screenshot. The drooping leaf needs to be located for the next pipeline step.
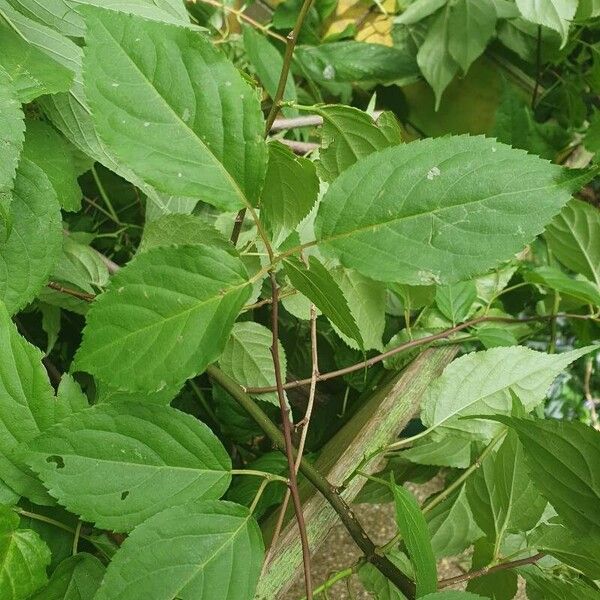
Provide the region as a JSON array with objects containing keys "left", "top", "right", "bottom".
[
  {"left": 330, "top": 267, "right": 386, "bottom": 350},
  {"left": 515, "top": 0, "right": 577, "bottom": 46},
  {"left": 358, "top": 549, "right": 412, "bottom": 600},
  {"left": 260, "top": 141, "right": 319, "bottom": 245},
  {"left": 94, "top": 500, "right": 264, "bottom": 600},
  {"left": 284, "top": 255, "right": 363, "bottom": 348},
  {"left": 447, "top": 0, "right": 496, "bottom": 73},
  {"left": 403, "top": 434, "right": 472, "bottom": 468},
  {"left": 395, "top": 0, "right": 447, "bottom": 24},
  {"left": 81, "top": 6, "right": 267, "bottom": 211},
  {"left": 25, "top": 402, "right": 232, "bottom": 531},
  {"left": 435, "top": 280, "right": 477, "bottom": 324},
  {"left": 521, "top": 566, "right": 600, "bottom": 600},
  {"left": 487, "top": 416, "right": 600, "bottom": 536},
  {"left": 545, "top": 199, "right": 600, "bottom": 287},
  {"left": 466, "top": 432, "right": 546, "bottom": 545},
  {"left": 465, "top": 539, "right": 518, "bottom": 600},
  {"left": 73, "top": 245, "right": 251, "bottom": 392},
  {"left": 528, "top": 522, "right": 600, "bottom": 579},
  {"left": 316, "top": 105, "right": 402, "bottom": 181},
  {"left": 0, "top": 507, "right": 51, "bottom": 600},
  {"left": 392, "top": 482, "right": 437, "bottom": 597},
  {"left": 420, "top": 345, "right": 595, "bottom": 440},
  {"left": 219, "top": 322, "right": 286, "bottom": 406},
  {"left": 525, "top": 266, "right": 600, "bottom": 307},
  {"left": 0, "top": 159, "right": 62, "bottom": 315},
  {"left": 427, "top": 486, "right": 483, "bottom": 558},
  {"left": 29, "top": 553, "right": 105, "bottom": 600},
  {"left": 22, "top": 119, "right": 81, "bottom": 212},
  {"left": 0, "top": 301, "right": 65, "bottom": 503},
  {"left": 314, "top": 135, "right": 573, "bottom": 285},
  {"left": 242, "top": 26, "right": 297, "bottom": 118}
]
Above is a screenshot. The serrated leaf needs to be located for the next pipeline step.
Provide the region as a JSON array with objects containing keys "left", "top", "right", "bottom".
[
  {"left": 74, "top": 245, "right": 251, "bottom": 392},
  {"left": 139, "top": 214, "right": 235, "bottom": 255},
  {"left": 521, "top": 566, "right": 600, "bottom": 600},
  {"left": 487, "top": 416, "right": 600, "bottom": 536},
  {"left": 315, "top": 136, "right": 572, "bottom": 285},
  {"left": 242, "top": 26, "right": 297, "bottom": 118},
  {"left": 260, "top": 142, "right": 319, "bottom": 245},
  {"left": 284, "top": 256, "right": 363, "bottom": 348},
  {"left": 29, "top": 553, "right": 105, "bottom": 600},
  {"left": 447, "top": 0, "right": 496, "bottom": 73},
  {"left": 528, "top": 522, "right": 600, "bottom": 578},
  {"left": 435, "top": 280, "right": 477, "bottom": 324},
  {"left": 95, "top": 380, "right": 182, "bottom": 405},
  {"left": 25, "top": 402, "right": 232, "bottom": 531},
  {"left": 82, "top": 6, "right": 267, "bottom": 211},
  {"left": 466, "top": 432, "right": 546, "bottom": 545},
  {"left": 545, "top": 199, "right": 600, "bottom": 287},
  {"left": 396, "top": 0, "right": 447, "bottom": 24},
  {"left": 94, "top": 500, "right": 264, "bottom": 600},
  {"left": 22, "top": 119, "right": 81, "bottom": 212},
  {"left": 403, "top": 434, "right": 472, "bottom": 468},
  {"left": 393, "top": 482, "right": 437, "bottom": 597},
  {"left": 0, "top": 159, "right": 62, "bottom": 315},
  {"left": 465, "top": 539, "right": 517, "bottom": 600},
  {"left": 515, "top": 0, "right": 577, "bottom": 46},
  {"left": 219, "top": 322, "right": 286, "bottom": 405},
  {"left": 0, "top": 301, "right": 62, "bottom": 503},
  {"left": 0, "top": 507, "right": 50, "bottom": 600},
  {"left": 420, "top": 345, "right": 596, "bottom": 440},
  {"left": 358, "top": 549, "right": 411, "bottom": 600},
  {"left": 427, "top": 486, "right": 482, "bottom": 558},
  {"left": 316, "top": 105, "right": 402, "bottom": 182},
  {"left": 525, "top": 266, "right": 600, "bottom": 307}
]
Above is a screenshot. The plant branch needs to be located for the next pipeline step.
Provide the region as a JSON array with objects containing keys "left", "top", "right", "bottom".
[
  {"left": 47, "top": 281, "right": 95, "bottom": 302},
  {"left": 269, "top": 272, "right": 313, "bottom": 598},
  {"left": 438, "top": 552, "right": 545, "bottom": 588},
  {"left": 245, "top": 313, "right": 598, "bottom": 394},
  {"left": 206, "top": 365, "right": 416, "bottom": 598}
]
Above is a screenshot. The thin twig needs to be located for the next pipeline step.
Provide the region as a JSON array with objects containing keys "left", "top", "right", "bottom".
[
  {"left": 278, "top": 139, "right": 320, "bottom": 154},
  {"left": 206, "top": 365, "right": 416, "bottom": 598},
  {"left": 245, "top": 313, "right": 597, "bottom": 394},
  {"left": 531, "top": 25, "right": 543, "bottom": 109},
  {"left": 271, "top": 115, "right": 324, "bottom": 131},
  {"left": 47, "top": 281, "right": 95, "bottom": 302},
  {"left": 269, "top": 273, "right": 314, "bottom": 598},
  {"left": 438, "top": 552, "right": 545, "bottom": 588},
  {"left": 266, "top": 304, "right": 319, "bottom": 562},
  {"left": 72, "top": 520, "right": 82, "bottom": 555}
]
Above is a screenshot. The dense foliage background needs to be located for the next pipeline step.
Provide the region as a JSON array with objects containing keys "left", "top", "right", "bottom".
[{"left": 0, "top": 0, "right": 599, "bottom": 598}]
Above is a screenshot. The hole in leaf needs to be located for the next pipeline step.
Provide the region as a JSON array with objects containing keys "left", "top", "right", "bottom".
[
  {"left": 120, "top": 490, "right": 129, "bottom": 500},
  {"left": 46, "top": 455, "right": 65, "bottom": 469}
]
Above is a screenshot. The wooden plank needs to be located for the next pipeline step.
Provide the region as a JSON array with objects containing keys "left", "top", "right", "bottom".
[{"left": 255, "top": 346, "right": 458, "bottom": 599}]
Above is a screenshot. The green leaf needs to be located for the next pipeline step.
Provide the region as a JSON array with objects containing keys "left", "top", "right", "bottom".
[
  {"left": 330, "top": 267, "right": 386, "bottom": 350},
  {"left": 395, "top": 0, "right": 447, "bottom": 24},
  {"left": 284, "top": 256, "right": 363, "bottom": 348},
  {"left": 487, "top": 416, "right": 600, "bottom": 536},
  {"left": 420, "top": 345, "right": 596, "bottom": 440},
  {"left": 525, "top": 266, "right": 600, "bottom": 307},
  {"left": 0, "top": 301, "right": 64, "bottom": 503},
  {"left": 242, "top": 26, "right": 297, "bottom": 118},
  {"left": 0, "top": 507, "right": 51, "bottom": 600},
  {"left": 403, "top": 434, "right": 472, "bottom": 468},
  {"left": 29, "top": 553, "right": 105, "bottom": 600},
  {"left": 316, "top": 105, "right": 402, "bottom": 182},
  {"left": 420, "top": 594, "right": 487, "bottom": 600},
  {"left": 0, "top": 158, "right": 62, "bottom": 315},
  {"left": 392, "top": 482, "right": 437, "bottom": 597},
  {"left": 74, "top": 245, "right": 251, "bottom": 392},
  {"left": 417, "top": 6, "right": 459, "bottom": 109},
  {"left": 94, "top": 500, "right": 264, "bottom": 600},
  {"left": 139, "top": 213, "right": 234, "bottom": 255},
  {"left": 528, "top": 522, "right": 600, "bottom": 578},
  {"left": 466, "top": 432, "right": 546, "bottom": 545},
  {"left": 81, "top": 6, "right": 267, "bottom": 211},
  {"left": 25, "top": 402, "right": 232, "bottom": 531},
  {"left": 545, "top": 199, "right": 600, "bottom": 287},
  {"left": 0, "top": 26, "right": 73, "bottom": 101},
  {"left": 465, "top": 539, "right": 517, "bottom": 600},
  {"left": 219, "top": 322, "right": 286, "bottom": 406},
  {"left": 314, "top": 135, "right": 572, "bottom": 285},
  {"left": 260, "top": 142, "right": 319, "bottom": 245},
  {"left": 55, "top": 374, "right": 89, "bottom": 421},
  {"left": 22, "top": 119, "right": 81, "bottom": 212},
  {"left": 358, "top": 549, "right": 411, "bottom": 600},
  {"left": 435, "top": 280, "right": 477, "bottom": 324},
  {"left": 521, "top": 567, "right": 600, "bottom": 600},
  {"left": 0, "top": 68, "right": 24, "bottom": 207},
  {"left": 7, "top": 0, "right": 85, "bottom": 36},
  {"left": 447, "top": 0, "right": 496, "bottom": 73},
  {"left": 515, "top": 0, "right": 577, "bottom": 46},
  {"left": 427, "top": 486, "right": 482, "bottom": 558},
  {"left": 95, "top": 380, "right": 182, "bottom": 406},
  {"left": 295, "top": 41, "right": 420, "bottom": 85}
]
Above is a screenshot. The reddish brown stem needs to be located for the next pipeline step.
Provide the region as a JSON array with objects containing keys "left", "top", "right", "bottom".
[{"left": 47, "top": 281, "right": 95, "bottom": 302}]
